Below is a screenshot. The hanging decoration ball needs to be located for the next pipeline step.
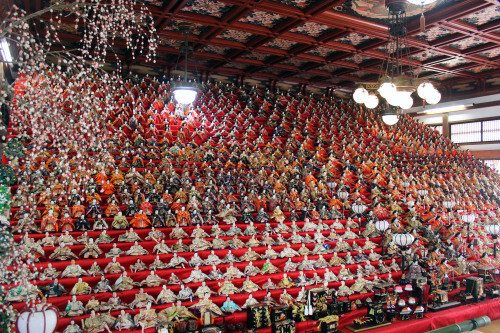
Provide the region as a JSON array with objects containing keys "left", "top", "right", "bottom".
[
  {"left": 364, "top": 94, "right": 379, "bottom": 109},
  {"left": 353, "top": 87, "right": 369, "bottom": 104},
  {"left": 4, "top": 138, "right": 25, "bottom": 160}
]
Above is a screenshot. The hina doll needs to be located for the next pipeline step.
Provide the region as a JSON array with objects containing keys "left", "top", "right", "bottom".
[
  {"left": 49, "top": 242, "right": 79, "bottom": 261},
  {"left": 170, "top": 223, "right": 189, "bottom": 239},
  {"left": 106, "top": 243, "right": 124, "bottom": 258},
  {"left": 86, "top": 199, "right": 103, "bottom": 218},
  {"left": 113, "top": 271, "right": 139, "bottom": 291},
  {"left": 130, "top": 288, "right": 156, "bottom": 308},
  {"left": 41, "top": 278, "right": 67, "bottom": 297},
  {"left": 126, "top": 241, "right": 149, "bottom": 256},
  {"left": 113, "top": 310, "right": 135, "bottom": 331},
  {"left": 79, "top": 238, "right": 103, "bottom": 258},
  {"left": 222, "top": 262, "right": 245, "bottom": 279},
  {"left": 134, "top": 302, "right": 160, "bottom": 331},
  {"left": 41, "top": 211, "right": 58, "bottom": 232},
  {"left": 153, "top": 239, "right": 171, "bottom": 254},
  {"left": 75, "top": 214, "right": 91, "bottom": 230},
  {"left": 118, "top": 228, "right": 142, "bottom": 242},
  {"left": 40, "top": 263, "right": 60, "bottom": 280},
  {"left": 64, "top": 319, "right": 83, "bottom": 333},
  {"left": 62, "top": 260, "right": 88, "bottom": 278},
  {"left": 195, "top": 281, "right": 216, "bottom": 299},
  {"left": 261, "top": 258, "right": 281, "bottom": 274},
  {"left": 271, "top": 205, "right": 286, "bottom": 223},
  {"left": 142, "top": 271, "right": 168, "bottom": 287},
  {"left": 70, "top": 277, "right": 92, "bottom": 295},
  {"left": 158, "top": 301, "right": 197, "bottom": 322},
  {"left": 240, "top": 276, "right": 261, "bottom": 292},
  {"left": 218, "top": 279, "right": 240, "bottom": 295},
  {"left": 64, "top": 295, "right": 86, "bottom": 317},
  {"left": 93, "top": 215, "right": 109, "bottom": 230},
  {"left": 112, "top": 212, "right": 129, "bottom": 229},
  {"left": 255, "top": 208, "right": 270, "bottom": 223},
  {"left": 245, "top": 261, "right": 260, "bottom": 277},
  {"left": 96, "top": 230, "right": 113, "bottom": 244},
  {"left": 242, "top": 293, "right": 259, "bottom": 309},
  {"left": 88, "top": 262, "right": 104, "bottom": 276},
  {"left": 130, "top": 210, "right": 151, "bottom": 228},
  {"left": 131, "top": 258, "right": 148, "bottom": 272},
  {"left": 157, "top": 285, "right": 177, "bottom": 304},
  {"left": 177, "top": 284, "right": 195, "bottom": 300},
  {"left": 104, "top": 257, "right": 126, "bottom": 274},
  {"left": 94, "top": 275, "right": 113, "bottom": 293},
  {"left": 221, "top": 296, "right": 242, "bottom": 313},
  {"left": 184, "top": 263, "right": 210, "bottom": 282},
  {"left": 57, "top": 231, "right": 77, "bottom": 245}
]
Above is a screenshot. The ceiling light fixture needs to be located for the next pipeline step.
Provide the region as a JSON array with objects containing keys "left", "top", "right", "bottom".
[
  {"left": 172, "top": 26, "right": 199, "bottom": 105},
  {"left": 381, "top": 106, "right": 400, "bottom": 125},
  {"left": 419, "top": 104, "right": 472, "bottom": 115},
  {"left": 353, "top": 0, "right": 441, "bottom": 125}
]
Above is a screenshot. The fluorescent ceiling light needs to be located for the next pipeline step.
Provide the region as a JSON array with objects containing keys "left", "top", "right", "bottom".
[
  {"left": 419, "top": 104, "right": 472, "bottom": 115},
  {"left": 0, "top": 39, "right": 12, "bottom": 63}
]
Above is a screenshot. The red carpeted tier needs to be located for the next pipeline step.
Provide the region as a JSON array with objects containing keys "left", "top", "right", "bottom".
[{"left": 3, "top": 77, "right": 500, "bottom": 333}]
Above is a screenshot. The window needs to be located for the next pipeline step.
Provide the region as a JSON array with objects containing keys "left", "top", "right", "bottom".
[
  {"left": 430, "top": 125, "right": 442, "bottom": 135},
  {"left": 482, "top": 119, "right": 500, "bottom": 142},
  {"left": 483, "top": 160, "right": 500, "bottom": 173},
  {"left": 450, "top": 121, "right": 482, "bottom": 143}
]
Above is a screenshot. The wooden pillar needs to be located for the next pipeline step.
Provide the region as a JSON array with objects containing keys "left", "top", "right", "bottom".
[
  {"left": 442, "top": 113, "right": 450, "bottom": 138},
  {"left": 162, "top": 65, "right": 171, "bottom": 79}
]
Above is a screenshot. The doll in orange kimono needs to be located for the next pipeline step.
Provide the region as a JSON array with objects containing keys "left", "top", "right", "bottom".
[{"left": 130, "top": 210, "right": 151, "bottom": 228}]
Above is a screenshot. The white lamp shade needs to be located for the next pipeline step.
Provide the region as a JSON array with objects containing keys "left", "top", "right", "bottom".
[
  {"left": 462, "top": 214, "right": 476, "bottom": 224},
  {"left": 382, "top": 114, "right": 399, "bottom": 126},
  {"left": 375, "top": 220, "right": 390, "bottom": 232},
  {"left": 364, "top": 94, "right": 379, "bottom": 109},
  {"left": 417, "top": 82, "right": 435, "bottom": 99},
  {"left": 442, "top": 200, "right": 456, "bottom": 210},
  {"left": 402, "top": 181, "right": 410, "bottom": 188},
  {"left": 399, "top": 91, "right": 414, "bottom": 109},
  {"left": 353, "top": 87, "right": 369, "bottom": 103},
  {"left": 17, "top": 305, "right": 58, "bottom": 333},
  {"left": 338, "top": 190, "right": 349, "bottom": 200},
  {"left": 425, "top": 89, "right": 441, "bottom": 104},
  {"left": 485, "top": 224, "right": 500, "bottom": 235},
  {"left": 173, "top": 88, "right": 197, "bottom": 104},
  {"left": 417, "top": 189, "right": 428, "bottom": 197},
  {"left": 393, "top": 232, "right": 415, "bottom": 247},
  {"left": 378, "top": 81, "right": 397, "bottom": 99},
  {"left": 352, "top": 202, "right": 367, "bottom": 214}
]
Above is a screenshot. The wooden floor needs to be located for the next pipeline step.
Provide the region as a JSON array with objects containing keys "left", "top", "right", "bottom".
[{"left": 467, "top": 319, "right": 500, "bottom": 333}]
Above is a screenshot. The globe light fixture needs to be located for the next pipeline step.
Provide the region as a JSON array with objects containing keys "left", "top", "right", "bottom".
[
  {"left": 381, "top": 107, "right": 399, "bottom": 126},
  {"left": 393, "top": 232, "right": 415, "bottom": 284},
  {"left": 442, "top": 199, "right": 456, "bottom": 225},
  {"left": 462, "top": 213, "right": 476, "bottom": 244},
  {"left": 173, "top": 86, "right": 198, "bottom": 105},
  {"left": 364, "top": 94, "right": 379, "bottom": 109},
  {"left": 337, "top": 189, "right": 350, "bottom": 217},
  {"left": 485, "top": 223, "right": 500, "bottom": 258},
  {"left": 352, "top": 1, "right": 440, "bottom": 110},
  {"left": 351, "top": 201, "right": 368, "bottom": 235},
  {"left": 172, "top": 26, "right": 199, "bottom": 105},
  {"left": 353, "top": 86, "right": 369, "bottom": 104}
]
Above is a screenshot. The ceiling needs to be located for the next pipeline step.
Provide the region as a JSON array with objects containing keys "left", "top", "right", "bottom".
[{"left": 18, "top": 0, "right": 500, "bottom": 97}]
